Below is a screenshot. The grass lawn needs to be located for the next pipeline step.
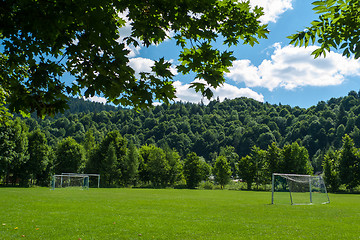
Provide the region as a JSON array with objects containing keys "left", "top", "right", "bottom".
[{"left": 0, "top": 188, "right": 359, "bottom": 239}]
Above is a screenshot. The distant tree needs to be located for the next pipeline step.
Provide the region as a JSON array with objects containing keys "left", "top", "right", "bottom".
[
  {"left": 311, "top": 149, "right": 324, "bottom": 173},
  {"left": 250, "top": 146, "right": 267, "bottom": 189},
  {"left": 103, "top": 143, "right": 120, "bottom": 185},
  {"left": 339, "top": 134, "right": 360, "bottom": 190},
  {"left": 236, "top": 146, "right": 267, "bottom": 190},
  {"left": 26, "top": 129, "right": 52, "bottom": 186},
  {"left": 123, "top": 141, "right": 140, "bottom": 186},
  {"left": 138, "top": 145, "right": 172, "bottom": 187},
  {"left": 54, "top": 137, "right": 85, "bottom": 174},
  {"left": 183, "top": 152, "right": 203, "bottom": 189},
  {"left": 265, "top": 143, "right": 282, "bottom": 174},
  {"left": 350, "top": 126, "right": 360, "bottom": 148},
  {"left": 164, "top": 148, "right": 183, "bottom": 186},
  {"left": 257, "top": 132, "right": 276, "bottom": 150},
  {"left": 138, "top": 145, "right": 154, "bottom": 184},
  {"left": 146, "top": 146, "right": 170, "bottom": 187},
  {"left": 82, "top": 129, "right": 96, "bottom": 162},
  {"left": 237, "top": 155, "right": 256, "bottom": 190},
  {"left": 335, "top": 124, "right": 346, "bottom": 148},
  {"left": 264, "top": 142, "right": 282, "bottom": 183},
  {"left": 322, "top": 149, "right": 341, "bottom": 193},
  {"left": 337, "top": 105, "right": 348, "bottom": 127},
  {"left": 199, "top": 157, "right": 211, "bottom": 182},
  {"left": 213, "top": 156, "right": 232, "bottom": 189},
  {"left": 219, "top": 146, "right": 239, "bottom": 178},
  {"left": 0, "top": 118, "right": 29, "bottom": 185},
  {"left": 281, "top": 142, "right": 312, "bottom": 175},
  {"left": 87, "top": 130, "right": 127, "bottom": 186}
]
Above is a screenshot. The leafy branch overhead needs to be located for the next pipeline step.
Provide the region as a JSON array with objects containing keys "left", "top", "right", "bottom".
[
  {"left": 0, "top": 0, "right": 268, "bottom": 117},
  {"left": 288, "top": 0, "right": 360, "bottom": 59}
]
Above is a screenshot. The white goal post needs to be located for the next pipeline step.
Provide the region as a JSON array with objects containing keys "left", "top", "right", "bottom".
[
  {"left": 51, "top": 173, "right": 100, "bottom": 190},
  {"left": 271, "top": 173, "right": 330, "bottom": 205}
]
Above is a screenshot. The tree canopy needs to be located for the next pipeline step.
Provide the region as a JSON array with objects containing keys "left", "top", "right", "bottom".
[
  {"left": 0, "top": 0, "right": 268, "bottom": 117},
  {"left": 2, "top": 93, "right": 360, "bottom": 190},
  {"left": 289, "top": 0, "right": 360, "bottom": 59}
]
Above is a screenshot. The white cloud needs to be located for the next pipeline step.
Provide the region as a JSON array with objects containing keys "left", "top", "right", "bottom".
[
  {"left": 128, "top": 57, "right": 178, "bottom": 77},
  {"left": 173, "top": 81, "right": 264, "bottom": 104},
  {"left": 84, "top": 96, "right": 107, "bottom": 104},
  {"left": 152, "top": 102, "right": 163, "bottom": 107},
  {"left": 128, "top": 57, "right": 154, "bottom": 73},
  {"left": 227, "top": 43, "right": 360, "bottom": 91},
  {"left": 250, "top": 0, "right": 293, "bottom": 24},
  {"left": 212, "top": 83, "right": 264, "bottom": 102}
]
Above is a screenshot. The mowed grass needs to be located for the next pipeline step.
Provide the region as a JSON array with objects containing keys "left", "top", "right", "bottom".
[{"left": 0, "top": 188, "right": 360, "bottom": 239}]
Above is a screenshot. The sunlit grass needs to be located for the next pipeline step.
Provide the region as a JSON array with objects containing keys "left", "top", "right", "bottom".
[{"left": 0, "top": 188, "right": 359, "bottom": 239}]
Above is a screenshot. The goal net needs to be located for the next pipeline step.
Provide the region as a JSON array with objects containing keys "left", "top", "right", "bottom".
[
  {"left": 51, "top": 174, "right": 90, "bottom": 190},
  {"left": 271, "top": 173, "right": 330, "bottom": 205},
  {"left": 61, "top": 173, "right": 101, "bottom": 188}
]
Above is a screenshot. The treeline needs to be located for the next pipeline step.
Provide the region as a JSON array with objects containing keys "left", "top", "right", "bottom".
[
  {"left": 2, "top": 91, "right": 360, "bottom": 191},
  {"left": 0, "top": 119, "right": 313, "bottom": 190}
]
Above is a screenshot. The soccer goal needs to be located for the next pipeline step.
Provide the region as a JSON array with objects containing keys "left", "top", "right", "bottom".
[
  {"left": 51, "top": 173, "right": 100, "bottom": 190},
  {"left": 271, "top": 173, "right": 330, "bottom": 205}
]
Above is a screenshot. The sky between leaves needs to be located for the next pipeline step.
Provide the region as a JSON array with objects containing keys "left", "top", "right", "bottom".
[{"left": 86, "top": 0, "right": 360, "bottom": 108}]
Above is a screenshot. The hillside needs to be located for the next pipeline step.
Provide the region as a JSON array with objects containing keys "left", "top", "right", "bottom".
[
  {"left": 22, "top": 91, "right": 360, "bottom": 169},
  {"left": 3, "top": 91, "right": 360, "bottom": 190}
]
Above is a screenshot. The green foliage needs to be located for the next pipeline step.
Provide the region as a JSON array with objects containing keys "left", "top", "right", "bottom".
[
  {"left": 238, "top": 143, "right": 312, "bottom": 190},
  {"left": 281, "top": 142, "right": 313, "bottom": 175},
  {"left": 237, "top": 146, "right": 266, "bottom": 190},
  {"left": 0, "top": 86, "right": 12, "bottom": 125},
  {"left": 289, "top": 0, "right": 360, "bottom": 59},
  {"left": 104, "top": 143, "right": 120, "bottom": 185},
  {"left": 212, "top": 156, "right": 232, "bottom": 189},
  {"left": 237, "top": 155, "right": 256, "bottom": 190},
  {"left": 138, "top": 144, "right": 182, "bottom": 187},
  {"left": 26, "top": 129, "right": 52, "bottom": 186},
  {"left": 339, "top": 134, "right": 360, "bottom": 190},
  {"left": 322, "top": 149, "right": 341, "bottom": 192},
  {"left": 265, "top": 143, "right": 282, "bottom": 178},
  {"left": 0, "top": 118, "right": 29, "bottom": 185},
  {"left": 219, "top": 146, "right": 239, "bottom": 178},
  {"left": 0, "top": 0, "right": 268, "bottom": 117},
  {"left": 3, "top": 91, "right": 360, "bottom": 190},
  {"left": 138, "top": 145, "right": 152, "bottom": 184},
  {"left": 87, "top": 130, "right": 127, "bottom": 186},
  {"left": 199, "top": 157, "right": 211, "bottom": 182},
  {"left": 82, "top": 129, "right": 96, "bottom": 161},
  {"left": 123, "top": 141, "right": 140, "bottom": 186},
  {"left": 54, "top": 137, "right": 85, "bottom": 174},
  {"left": 164, "top": 148, "right": 184, "bottom": 186},
  {"left": 144, "top": 146, "right": 170, "bottom": 187},
  {"left": 183, "top": 152, "right": 204, "bottom": 189}
]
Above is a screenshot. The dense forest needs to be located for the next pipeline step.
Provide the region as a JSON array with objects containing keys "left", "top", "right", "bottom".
[{"left": 2, "top": 91, "right": 360, "bottom": 192}]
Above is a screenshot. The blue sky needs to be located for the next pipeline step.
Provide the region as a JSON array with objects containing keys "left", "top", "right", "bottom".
[{"left": 91, "top": 0, "right": 360, "bottom": 108}]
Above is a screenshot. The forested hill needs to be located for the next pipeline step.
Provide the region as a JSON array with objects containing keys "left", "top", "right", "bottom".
[
  {"left": 60, "top": 97, "right": 119, "bottom": 115},
  {"left": 23, "top": 90, "right": 360, "bottom": 171}
]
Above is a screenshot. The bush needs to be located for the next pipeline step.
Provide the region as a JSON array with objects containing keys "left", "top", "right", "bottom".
[{"left": 199, "top": 181, "right": 214, "bottom": 190}]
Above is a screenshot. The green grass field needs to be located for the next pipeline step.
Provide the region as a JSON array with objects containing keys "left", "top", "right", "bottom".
[{"left": 1, "top": 188, "right": 360, "bottom": 239}]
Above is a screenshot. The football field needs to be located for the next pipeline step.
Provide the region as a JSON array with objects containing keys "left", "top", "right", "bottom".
[{"left": 0, "top": 188, "right": 359, "bottom": 239}]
